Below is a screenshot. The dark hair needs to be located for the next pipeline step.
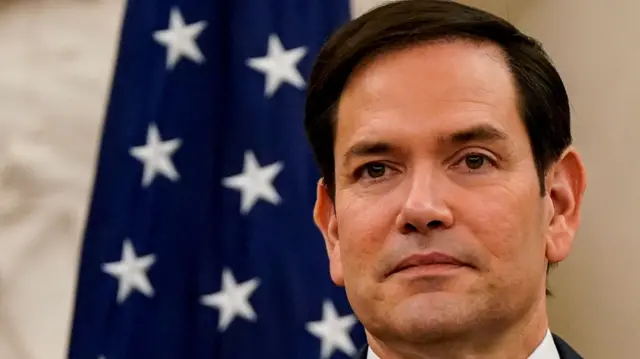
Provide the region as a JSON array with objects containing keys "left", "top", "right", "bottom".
[{"left": 303, "top": 0, "right": 571, "bottom": 296}]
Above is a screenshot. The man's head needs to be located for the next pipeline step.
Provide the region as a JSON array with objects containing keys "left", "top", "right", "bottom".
[{"left": 304, "top": 0, "right": 586, "bottom": 353}]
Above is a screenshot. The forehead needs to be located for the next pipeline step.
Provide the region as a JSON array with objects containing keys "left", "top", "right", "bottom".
[{"left": 335, "top": 40, "right": 524, "bottom": 150}]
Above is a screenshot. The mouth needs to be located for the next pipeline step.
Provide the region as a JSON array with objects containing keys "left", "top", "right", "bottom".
[{"left": 387, "top": 252, "right": 471, "bottom": 278}]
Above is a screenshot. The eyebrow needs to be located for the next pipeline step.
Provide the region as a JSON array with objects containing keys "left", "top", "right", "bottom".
[
  {"left": 343, "top": 141, "right": 399, "bottom": 167},
  {"left": 343, "top": 124, "right": 509, "bottom": 166},
  {"left": 440, "top": 124, "right": 509, "bottom": 145}
]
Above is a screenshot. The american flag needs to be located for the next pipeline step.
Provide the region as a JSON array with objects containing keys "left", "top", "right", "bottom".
[{"left": 67, "top": 0, "right": 366, "bottom": 358}]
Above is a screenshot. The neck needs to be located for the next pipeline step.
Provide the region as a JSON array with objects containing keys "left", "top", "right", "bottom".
[{"left": 366, "top": 296, "right": 549, "bottom": 359}]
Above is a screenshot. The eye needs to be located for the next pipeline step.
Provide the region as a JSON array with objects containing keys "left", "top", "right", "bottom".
[
  {"left": 362, "top": 162, "right": 387, "bottom": 178},
  {"left": 353, "top": 162, "right": 390, "bottom": 181},
  {"left": 464, "top": 154, "right": 486, "bottom": 170},
  {"left": 454, "top": 152, "right": 496, "bottom": 172}
]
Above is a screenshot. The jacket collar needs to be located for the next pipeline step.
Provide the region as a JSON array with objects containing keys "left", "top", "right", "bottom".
[{"left": 353, "top": 333, "right": 583, "bottom": 359}]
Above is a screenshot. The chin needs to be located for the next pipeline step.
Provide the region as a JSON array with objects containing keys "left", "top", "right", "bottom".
[{"left": 379, "top": 292, "right": 485, "bottom": 342}]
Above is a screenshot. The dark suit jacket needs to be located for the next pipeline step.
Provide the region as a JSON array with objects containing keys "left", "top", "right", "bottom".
[{"left": 354, "top": 333, "right": 583, "bottom": 359}]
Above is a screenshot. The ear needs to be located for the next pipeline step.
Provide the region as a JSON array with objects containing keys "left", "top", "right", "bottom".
[
  {"left": 544, "top": 147, "right": 587, "bottom": 264},
  {"left": 313, "top": 179, "right": 345, "bottom": 286}
]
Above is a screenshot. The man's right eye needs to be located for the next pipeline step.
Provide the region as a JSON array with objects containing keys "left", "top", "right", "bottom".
[{"left": 358, "top": 162, "right": 387, "bottom": 179}]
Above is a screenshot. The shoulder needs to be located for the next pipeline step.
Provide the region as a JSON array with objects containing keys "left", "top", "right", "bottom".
[{"left": 552, "top": 333, "right": 584, "bottom": 359}]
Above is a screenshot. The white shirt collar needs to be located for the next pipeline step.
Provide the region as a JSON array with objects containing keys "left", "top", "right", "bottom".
[
  {"left": 529, "top": 329, "right": 561, "bottom": 359},
  {"left": 366, "top": 329, "right": 560, "bottom": 359}
]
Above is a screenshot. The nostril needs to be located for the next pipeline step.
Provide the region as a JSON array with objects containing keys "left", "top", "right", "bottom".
[
  {"left": 403, "top": 220, "right": 443, "bottom": 232},
  {"left": 404, "top": 223, "right": 418, "bottom": 232}
]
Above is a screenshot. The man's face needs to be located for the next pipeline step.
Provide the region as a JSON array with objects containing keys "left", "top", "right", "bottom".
[{"left": 313, "top": 40, "right": 581, "bottom": 344}]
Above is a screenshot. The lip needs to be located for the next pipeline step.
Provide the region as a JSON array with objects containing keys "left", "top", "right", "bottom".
[{"left": 387, "top": 252, "right": 470, "bottom": 277}]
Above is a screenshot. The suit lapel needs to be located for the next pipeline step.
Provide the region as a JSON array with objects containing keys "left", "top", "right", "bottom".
[{"left": 552, "top": 333, "right": 583, "bottom": 359}]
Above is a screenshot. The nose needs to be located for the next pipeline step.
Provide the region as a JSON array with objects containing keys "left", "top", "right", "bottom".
[{"left": 395, "top": 170, "right": 454, "bottom": 235}]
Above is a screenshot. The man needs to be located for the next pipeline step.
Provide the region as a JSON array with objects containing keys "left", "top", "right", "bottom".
[{"left": 303, "top": 1, "right": 587, "bottom": 358}]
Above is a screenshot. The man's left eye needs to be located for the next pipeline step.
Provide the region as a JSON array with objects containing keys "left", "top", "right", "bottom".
[{"left": 464, "top": 154, "right": 486, "bottom": 170}]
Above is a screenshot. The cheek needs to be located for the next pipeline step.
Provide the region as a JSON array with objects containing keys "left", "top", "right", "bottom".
[
  {"left": 335, "top": 191, "right": 398, "bottom": 280},
  {"left": 458, "top": 180, "right": 544, "bottom": 266}
]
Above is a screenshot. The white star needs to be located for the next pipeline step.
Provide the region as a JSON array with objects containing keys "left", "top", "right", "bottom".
[
  {"left": 153, "top": 7, "right": 207, "bottom": 69},
  {"left": 200, "top": 268, "right": 260, "bottom": 332},
  {"left": 222, "top": 150, "right": 283, "bottom": 214},
  {"left": 129, "top": 123, "right": 182, "bottom": 187},
  {"left": 306, "top": 300, "right": 358, "bottom": 359},
  {"left": 102, "top": 239, "right": 156, "bottom": 304},
  {"left": 246, "top": 34, "right": 308, "bottom": 97}
]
